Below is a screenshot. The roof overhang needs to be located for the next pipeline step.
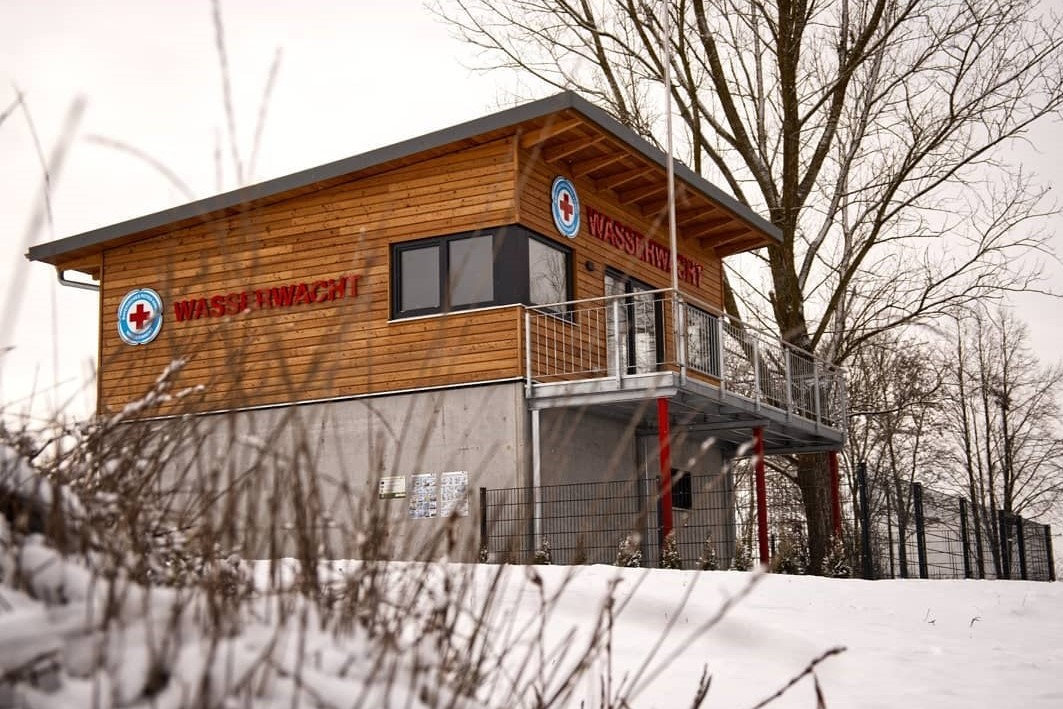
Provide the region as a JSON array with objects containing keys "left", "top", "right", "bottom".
[{"left": 26, "top": 91, "right": 781, "bottom": 279}]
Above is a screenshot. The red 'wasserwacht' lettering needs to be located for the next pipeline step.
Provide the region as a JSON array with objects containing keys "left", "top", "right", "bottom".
[
  {"left": 172, "top": 274, "right": 360, "bottom": 322},
  {"left": 586, "top": 206, "right": 703, "bottom": 287}
]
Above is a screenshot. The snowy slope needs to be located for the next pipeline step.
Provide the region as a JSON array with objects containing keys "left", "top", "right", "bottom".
[
  {"left": 495, "top": 566, "right": 1063, "bottom": 708},
  {"left": 2, "top": 545, "right": 1060, "bottom": 708}
]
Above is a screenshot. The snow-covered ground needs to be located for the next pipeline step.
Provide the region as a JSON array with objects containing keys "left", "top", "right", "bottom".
[
  {"left": 3, "top": 544, "right": 1060, "bottom": 708},
  {"left": 496, "top": 565, "right": 1063, "bottom": 708}
]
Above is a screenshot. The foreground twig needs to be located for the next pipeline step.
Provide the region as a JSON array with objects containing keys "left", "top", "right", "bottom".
[{"left": 747, "top": 646, "right": 847, "bottom": 709}]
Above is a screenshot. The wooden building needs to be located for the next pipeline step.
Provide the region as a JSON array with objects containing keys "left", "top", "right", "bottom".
[{"left": 27, "top": 93, "right": 845, "bottom": 563}]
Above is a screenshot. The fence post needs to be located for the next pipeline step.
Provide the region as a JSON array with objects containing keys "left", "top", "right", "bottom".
[
  {"left": 913, "top": 482, "right": 929, "bottom": 579},
  {"left": 813, "top": 359, "right": 823, "bottom": 425},
  {"left": 998, "top": 510, "right": 1011, "bottom": 580},
  {"left": 717, "top": 315, "right": 727, "bottom": 387},
  {"left": 884, "top": 482, "right": 896, "bottom": 578},
  {"left": 973, "top": 500, "right": 986, "bottom": 579},
  {"left": 675, "top": 295, "right": 687, "bottom": 382},
  {"left": 857, "top": 462, "right": 874, "bottom": 580},
  {"left": 1045, "top": 525, "right": 1056, "bottom": 582},
  {"left": 752, "top": 339, "right": 761, "bottom": 409},
  {"left": 479, "top": 487, "right": 488, "bottom": 557},
  {"left": 784, "top": 349, "right": 793, "bottom": 415},
  {"left": 959, "top": 498, "right": 972, "bottom": 579},
  {"left": 1015, "top": 515, "right": 1028, "bottom": 581},
  {"left": 524, "top": 310, "right": 533, "bottom": 397}
]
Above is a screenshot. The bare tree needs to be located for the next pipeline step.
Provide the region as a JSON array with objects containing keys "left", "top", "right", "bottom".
[
  {"left": 844, "top": 332, "right": 946, "bottom": 576},
  {"left": 941, "top": 308, "right": 1063, "bottom": 574},
  {"left": 438, "top": 0, "right": 1063, "bottom": 572}
]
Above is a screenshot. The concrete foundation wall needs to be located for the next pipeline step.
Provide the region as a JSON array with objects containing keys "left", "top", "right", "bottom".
[
  {"left": 149, "top": 381, "right": 528, "bottom": 561},
  {"left": 530, "top": 407, "right": 730, "bottom": 565},
  {"left": 538, "top": 408, "right": 640, "bottom": 487},
  {"left": 132, "top": 383, "right": 739, "bottom": 567}
]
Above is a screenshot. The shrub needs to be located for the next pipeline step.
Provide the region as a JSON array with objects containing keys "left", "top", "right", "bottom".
[
  {"left": 771, "top": 525, "right": 809, "bottom": 575},
  {"left": 660, "top": 531, "right": 681, "bottom": 569},
  {"left": 697, "top": 531, "right": 718, "bottom": 571},
  {"left": 533, "top": 537, "right": 552, "bottom": 565},
  {"left": 615, "top": 533, "right": 642, "bottom": 567},
  {"left": 731, "top": 540, "right": 753, "bottom": 571},
  {"left": 823, "top": 535, "right": 852, "bottom": 578}
]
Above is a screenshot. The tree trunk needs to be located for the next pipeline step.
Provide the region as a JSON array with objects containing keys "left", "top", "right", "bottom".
[{"left": 795, "top": 452, "right": 832, "bottom": 575}]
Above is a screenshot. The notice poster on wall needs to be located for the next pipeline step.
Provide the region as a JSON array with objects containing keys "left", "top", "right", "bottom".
[
  {"left": 378, "top": 476, "right": 406, "bottom": 500},
  {"left": 440, "top": 471, "right": 469, "bottom": 517},
  {"left": 409, "top": 473, "right": 438, "bottom": 519}
]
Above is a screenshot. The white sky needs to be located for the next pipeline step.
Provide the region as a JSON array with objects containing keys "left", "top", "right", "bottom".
[
  {"left": 2, "top": 0, "right": 1061, "bottom": 421},
  {"left": 0, "top": 0, "right": 514, "bottom": 419}
]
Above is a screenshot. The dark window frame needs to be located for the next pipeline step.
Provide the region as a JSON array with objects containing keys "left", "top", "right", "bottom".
[
  {"left": 396, "top": 242, "right": 442, "bottom": 315},
  {"left": 671, "top": 469, "right": 693, "bottom": 510},
  {"left": 527, "top": 233, "right": 574, "bottom": 314},
  {"left": 390, "top": 225, "right": 573, "bottom": 319},
  {"left": 604, "top": 268, "right": 665, "bottom": 374},
  {"left": 447, "top": 233, "right": 496, "bottom": 309}
]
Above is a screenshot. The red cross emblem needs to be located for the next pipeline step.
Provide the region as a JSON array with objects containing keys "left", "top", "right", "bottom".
[
  {"left": 558, "top": 192, "right": 575, "bottom": 223},
  {"left": 118, "top": 288, "right": 163, "bottom": 345},
  {"left": 128, "top": 302, "right": 153, "bottom": 331},
  {"left": 551, "top": 177, "right": 580, "bottom": 238}
]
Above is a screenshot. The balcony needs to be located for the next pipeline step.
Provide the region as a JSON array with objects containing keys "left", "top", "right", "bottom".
[{"left": 523, "top": 289, "right": 846, "bottom": 452}]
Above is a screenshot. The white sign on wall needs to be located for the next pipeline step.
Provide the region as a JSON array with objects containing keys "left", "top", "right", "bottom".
[
  {"left": 440, "top": 471, "right": 469, "bottom": 517},
  {"left": 408, "top": 473, "right": 437, "bottom": 519},
  {"left": 379, "top": 476, "right": 406, "bottom": 500}
]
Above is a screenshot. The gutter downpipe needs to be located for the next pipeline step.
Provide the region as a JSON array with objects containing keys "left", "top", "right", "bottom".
[
  {"left": 57, "top": 269, "right": 100, "bottom": 292},
  {"left": 531, "top": 408, "right": 542, "bottom": 548}
]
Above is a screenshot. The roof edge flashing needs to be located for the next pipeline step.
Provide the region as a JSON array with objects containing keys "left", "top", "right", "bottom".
[{"left": 26, "top": 91, "right": 779, "bottom": 265}]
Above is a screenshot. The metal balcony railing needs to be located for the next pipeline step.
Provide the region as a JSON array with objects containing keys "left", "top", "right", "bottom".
[{"left": 523, "top": 289, "right": 846, "bottom": 430}]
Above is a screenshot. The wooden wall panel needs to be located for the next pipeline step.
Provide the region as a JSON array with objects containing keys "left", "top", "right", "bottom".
[
  {"left": 99, "top": 138, "right": 522, "bottom": 415},
  {"left": 515, "top": 149, "right": 729, "bottom": 378},
  {"left": 514, "top": 149, "right": 726, "bottom": 309}
]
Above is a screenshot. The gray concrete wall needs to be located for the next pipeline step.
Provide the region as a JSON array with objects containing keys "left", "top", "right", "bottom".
[
  {"left": 538, "top": 408, "right": 640, "bottom": 487},
  {"left": 146, "top": 381, "right": 527, "bottom": 561},
  {"left": 136, "top": 384, "right": 738, "bottom": 567},
  {"left": 532, "top": 407, "right": 731, "bottom": 566}
]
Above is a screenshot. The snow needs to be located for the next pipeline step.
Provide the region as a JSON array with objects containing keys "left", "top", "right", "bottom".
[
  {"left": 3, "top": 443, "right": 1060, "bottom": 707},
  {"left": 2, "top": 544, "right": 1060, "bottom": 708}
]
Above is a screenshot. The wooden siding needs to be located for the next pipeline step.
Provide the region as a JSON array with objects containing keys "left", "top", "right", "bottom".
[
  {"left": 516, "top": 148, "right": 726, "bottom": 378},
  {"left": 514, "top": 148, "right": 725, "bottom": 307},
  {"left": 99, "top": 138, "right": 522, "bottom": 415}
]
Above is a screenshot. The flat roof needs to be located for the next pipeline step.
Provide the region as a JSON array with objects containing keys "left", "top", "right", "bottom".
[{"left": 27, "top": 91, "right": 781, "bottom": 267}]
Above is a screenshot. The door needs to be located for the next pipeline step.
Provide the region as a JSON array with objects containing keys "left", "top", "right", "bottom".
[{"left": 605, "top": 271, "right": 663, "bottom": 375}]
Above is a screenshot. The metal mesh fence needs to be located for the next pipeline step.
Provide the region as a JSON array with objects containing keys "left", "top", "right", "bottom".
[
  {"left": 481, "top": 473, "right": 739, "bottom": 568},
  {"left": 851, "top": 469, "right": 1055, "bottom": 582},
  {"left": 482, "top": 467, "right": 1056, "bottom": 582},
  {"left": 1019, "top": 518, "right": 1054, "bottom": 582}
]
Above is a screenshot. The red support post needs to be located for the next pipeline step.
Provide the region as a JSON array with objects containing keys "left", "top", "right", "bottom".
[
  {"left": 829, "top": 450, "right": 843, "bottom": 538},
  {"left": 657, "top": 397, "right": 674, "bottom": 544},
  {"left": 753, "top": 427, "right": 770, "bottom": 567}
]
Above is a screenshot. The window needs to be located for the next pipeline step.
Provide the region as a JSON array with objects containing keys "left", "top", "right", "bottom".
[
  {"left": 449, "top": 235, "right": 494, "bottom": 306},
  {"left": 671, "top": 469, "right": 693, "bottom": 510},
  {"left": 391, "top": 226, "right": 571, "bottom": 318},
  {"left": 399, "top": 245, "right": 440, "bottom": 312},
  {"left": 528, "top": 237, "right": 567, "bottom": 307},
  {"left": 605, "top": 270, "right": 663, "bottom": 375}
]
